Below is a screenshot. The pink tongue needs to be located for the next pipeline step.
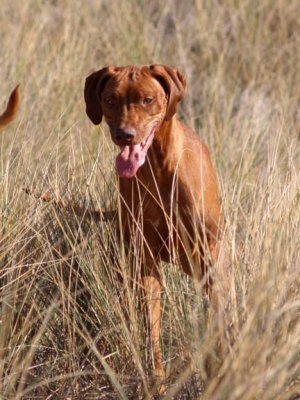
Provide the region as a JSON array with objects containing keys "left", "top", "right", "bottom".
[{"left": 116, "top": 144, "right": 143, "bottom": 178}]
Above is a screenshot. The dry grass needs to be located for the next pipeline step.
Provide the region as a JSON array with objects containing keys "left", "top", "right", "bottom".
[{"left": 0, "top": 0, "right": 300, "bottom": 399}]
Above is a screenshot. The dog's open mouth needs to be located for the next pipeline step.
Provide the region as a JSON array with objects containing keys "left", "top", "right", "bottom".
[{"left": 116, "top": 128, "right": 155, "bottom": 178}]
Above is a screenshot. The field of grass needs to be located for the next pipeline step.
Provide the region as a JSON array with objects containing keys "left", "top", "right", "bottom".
[{"left": 0, "top": 0, "right": 299, "bottom": 398}]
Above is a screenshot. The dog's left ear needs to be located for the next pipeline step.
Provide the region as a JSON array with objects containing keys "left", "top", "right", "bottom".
[
  {"left": 84, "top": 67, "right": 116, "bottom": 125},
  {"left": 149, "top": 64, "right": 186, "bottom": 121}
]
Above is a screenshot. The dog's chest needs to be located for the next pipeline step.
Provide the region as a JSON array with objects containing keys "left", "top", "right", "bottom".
[{"left": 119, "top": 170, "right": 195, "bottom": 240}]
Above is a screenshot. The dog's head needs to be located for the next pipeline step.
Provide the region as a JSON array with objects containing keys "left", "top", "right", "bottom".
[{"left": 84, "top": 64, "right": 186, "bottom": 178}]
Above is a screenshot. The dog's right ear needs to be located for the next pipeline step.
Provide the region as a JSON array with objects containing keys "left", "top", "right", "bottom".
[{"left": 84, "top": 67, "right": 116, "bottom": 125}]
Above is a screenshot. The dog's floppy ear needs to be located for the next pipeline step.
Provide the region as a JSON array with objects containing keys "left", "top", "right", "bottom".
[
  {"left": 84, "top": 67, "right": 116, "bottom": 125},
  {"left": 149, "top": 64, "right": 186, "bottom": 121}
]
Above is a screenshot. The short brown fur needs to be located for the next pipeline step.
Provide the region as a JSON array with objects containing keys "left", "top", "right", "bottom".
[
  {"left": 84, "top": 65, "right": 223, "bottom": 392},
  {"left": 0, "top": 85, "right": 20, "bottom": 130}
]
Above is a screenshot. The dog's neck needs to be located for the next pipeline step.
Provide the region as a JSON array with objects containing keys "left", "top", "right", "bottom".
[
  {"left": 148, "top": 117, "right": 183, "bottom": 172},
  {"left": 150, "top": 116, "right": 180, "bottom": 157}
]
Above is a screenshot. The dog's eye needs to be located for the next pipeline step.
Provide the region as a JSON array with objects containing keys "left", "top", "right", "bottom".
[
  {"left": 143, "top": 97, "right": 153, "bottom": 105},
  {"left": 105, "top": 98, "right": 116, "bottom": 106}
]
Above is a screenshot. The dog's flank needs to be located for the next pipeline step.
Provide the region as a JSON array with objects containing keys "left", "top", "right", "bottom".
[{"left": 0, "top": 85, "right": 20, "bottom": 130}]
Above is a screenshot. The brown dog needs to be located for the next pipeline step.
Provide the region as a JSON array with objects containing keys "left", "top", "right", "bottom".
[
  {"left": 84, "top": 65, "right": 223, "bottom": 390},
  {"left": 0, "top": 85, "right": 20, "bottom": 130}
]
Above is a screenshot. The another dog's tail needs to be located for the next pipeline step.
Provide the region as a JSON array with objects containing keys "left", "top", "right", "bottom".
[{"left": 0, "top": 85, "right": 20, "bottom": 130}]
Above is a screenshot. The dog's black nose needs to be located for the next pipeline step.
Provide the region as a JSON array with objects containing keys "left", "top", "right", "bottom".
[{"left": 115, "top": 128, "right": 135, "bottom": 142}]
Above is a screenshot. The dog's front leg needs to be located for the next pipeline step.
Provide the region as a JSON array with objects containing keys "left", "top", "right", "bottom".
[{"left": 142, "top": 273, "right": 165, "bottom": 393}]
